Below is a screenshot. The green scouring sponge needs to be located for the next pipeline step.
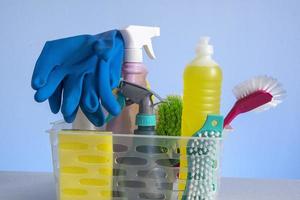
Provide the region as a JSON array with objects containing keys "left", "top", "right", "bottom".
[{"left": 156, "top": 95, "right": 183, "bottom": 136}]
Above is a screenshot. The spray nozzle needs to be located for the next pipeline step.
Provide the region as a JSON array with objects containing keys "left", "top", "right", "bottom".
[
  {"left": 118, "top": 80, "right": 163, "bottom": 128},
  {"left": 120, "top": 25, "right": 160, "bottom": 62},
  {"left": 118, "top": 80, "right": 163, "bottom": 107}
]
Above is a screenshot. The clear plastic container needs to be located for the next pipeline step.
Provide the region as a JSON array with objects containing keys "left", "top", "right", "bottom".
[{"left": 49, "top": 121, "right": 223, "bottom": 200}]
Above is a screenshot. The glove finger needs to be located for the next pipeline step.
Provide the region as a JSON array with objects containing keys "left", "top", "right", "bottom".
[
  {"left": 61, "top": 56, "right": 98, "bottom": 117},
  {"left": 109, "top": 56, "right": 123, "bottom": 89},
  {"left": 32, "top": 42, "right": 59, "bottom": 90},
  {"left": 61, "top": 74, "right": 84, "bottom": 117},
  {"left": 94, "top": 30, "right": 124, "bottom": 89},
  {"left": 97, "top": 60, "right": 121, "bottom": 116},
  {"left": 80, "top": 104, "right": 105, "bottom": 127},
  {"left": 48, "top": 82, "right": 63, "bottom": 114},
  {"left": 32, "top": 35, "right": 93, "bottom": 90},
  {"left": 34, "top": 65, "right": 66, "bottom": 102},
  {"left": 81, "top": 73, "right": 99, "bottom": 113},
  {"left": 64, "top": 106, "right": 79, "bottom": 123},
  {"left": 109, "top": 32, "right": 124, "bottom": 89}
]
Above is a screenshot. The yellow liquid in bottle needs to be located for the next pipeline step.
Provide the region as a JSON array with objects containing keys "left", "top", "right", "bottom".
[
  {"left": 182, "top": 65, "right": 222, "bottom": 136},
  {"left": 179, "top": 63, "right": 222, "bottom": 196}
]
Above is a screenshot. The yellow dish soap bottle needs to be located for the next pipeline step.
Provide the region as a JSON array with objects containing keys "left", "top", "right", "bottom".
[
  {"left": 179, "top": 37, "right": 223, "bottom": 195},
  {"left": 182, "top": 37, "right": 222, "bottom": 135}
]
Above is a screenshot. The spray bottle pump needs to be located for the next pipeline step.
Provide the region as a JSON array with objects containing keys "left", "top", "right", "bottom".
[
  {"left": 120, "top": 25, "right": 160, "bottom": 62},
  {"left": 118, "top": 80, "right": 163, "bottom": 135}
]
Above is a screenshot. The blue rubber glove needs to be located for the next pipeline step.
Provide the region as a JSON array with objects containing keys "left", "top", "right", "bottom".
[{"left": 32, "top": 30, "right": 124, "bottom": 126}]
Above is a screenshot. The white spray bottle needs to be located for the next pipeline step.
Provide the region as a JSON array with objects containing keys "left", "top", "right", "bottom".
[{"left": 106, "top": 25, "right": 160, "bottom": 134}]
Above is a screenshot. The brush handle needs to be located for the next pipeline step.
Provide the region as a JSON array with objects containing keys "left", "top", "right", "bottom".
[{"left": 224, "top": 104, "right": 239, "bottom": 128}]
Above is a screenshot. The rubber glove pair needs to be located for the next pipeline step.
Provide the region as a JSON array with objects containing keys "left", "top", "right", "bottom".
[{"left": 31, "top": 30, "right": 124, "bottom": 126}]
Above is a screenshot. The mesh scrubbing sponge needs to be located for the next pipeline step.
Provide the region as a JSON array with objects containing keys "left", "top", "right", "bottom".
[{"left": 156, "top": 95, "right": 182, "bottom": 136}]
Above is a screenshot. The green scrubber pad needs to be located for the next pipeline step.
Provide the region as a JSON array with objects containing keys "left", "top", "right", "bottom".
[{"left": 156, "top": 95, "right": 182, "bottom": 136}]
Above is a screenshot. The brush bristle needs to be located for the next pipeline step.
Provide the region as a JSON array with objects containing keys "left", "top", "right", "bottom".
[{"left": 233, "top": 75, "right": 286, "bottom": 112}]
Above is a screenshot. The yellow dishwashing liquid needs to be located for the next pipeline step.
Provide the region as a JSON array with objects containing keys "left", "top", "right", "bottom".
[{"left": 179, "top": 37, "right": 222, "bottom": 196}]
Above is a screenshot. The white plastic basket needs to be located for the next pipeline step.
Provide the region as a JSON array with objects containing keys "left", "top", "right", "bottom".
[{"left": 49, "top": 120, "right": 223, "bottom": 200}]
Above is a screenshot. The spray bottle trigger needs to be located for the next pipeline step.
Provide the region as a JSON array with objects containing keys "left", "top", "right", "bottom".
[{"left": 143, "top": 40, "right": 156, "bottom": 59}]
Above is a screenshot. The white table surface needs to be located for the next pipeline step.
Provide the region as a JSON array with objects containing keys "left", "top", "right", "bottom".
[{"left": 0, "top": 171, "right": 300, "bottom": 200}]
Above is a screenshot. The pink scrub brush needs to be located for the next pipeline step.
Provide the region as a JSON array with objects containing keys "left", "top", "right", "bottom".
[{"left": 224, "top": 76, "right": 286, "bottom": 128}]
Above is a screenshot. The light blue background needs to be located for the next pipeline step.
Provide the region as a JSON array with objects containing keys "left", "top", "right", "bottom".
[{"left": 0, "top": 0, "right": 299, "bottom": 179}]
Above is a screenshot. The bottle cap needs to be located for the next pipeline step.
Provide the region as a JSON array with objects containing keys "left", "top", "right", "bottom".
[
  {"left": 196, "top": 37, "right": 214, "bottom": 56},
  {"left": 136, "top": 114, "right": 156, "bottom": 126}
]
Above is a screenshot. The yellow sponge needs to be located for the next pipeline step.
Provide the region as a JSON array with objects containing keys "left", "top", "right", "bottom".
[{"left": 58, "top": 130, "right": 113, "bottom": 200}]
